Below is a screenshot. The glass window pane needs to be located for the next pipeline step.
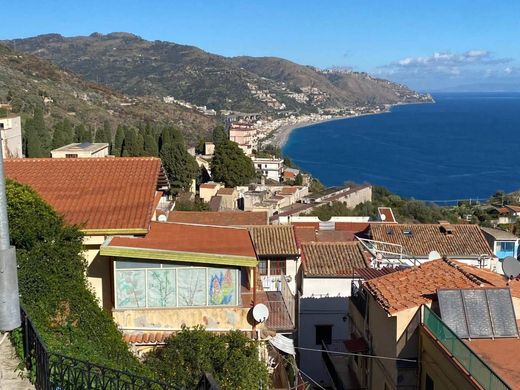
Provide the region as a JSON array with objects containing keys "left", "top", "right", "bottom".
[
  {"left": 116, "top": 270, "right": 146, "bottom": 308},
  {"left": 178, "top": 268, "right": 206, "bottom": 306},
  {"left": 147, "top": 269, "right": 176, "bottom": 307},
  {"left": 115, "top": 260, "right": 161, "bottom": 269},
  {"left": 208, "top": 268, "right": 237, "bottom": 306}
]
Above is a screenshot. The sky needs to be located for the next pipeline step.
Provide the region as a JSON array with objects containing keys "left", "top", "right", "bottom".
[{"left": 1, "top": 0, "right": 519, "bottom": 91}]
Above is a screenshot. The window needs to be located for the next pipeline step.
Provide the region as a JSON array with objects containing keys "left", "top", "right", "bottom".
[
  {"left": 269, "top": 259, "right": 286, "bottom": 276},
  {"left": 114, "top": 260, "right": 239, "bottom": 309},
  {"left": 315, "top": 325, "right": 332, "bottom": 345},
  {"left": 425, "top": 374, "right": 434, "bottom": 390},
  {"left": 258, "top": 260, "right": 268, "bottom": 275},
  {"left": 65, "top": 154, "right": 78, "bottom": 158}
]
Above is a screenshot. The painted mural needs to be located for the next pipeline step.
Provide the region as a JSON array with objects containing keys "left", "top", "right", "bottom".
[{"left": 209, "top": 268, "right": 236, "bottom": 305}]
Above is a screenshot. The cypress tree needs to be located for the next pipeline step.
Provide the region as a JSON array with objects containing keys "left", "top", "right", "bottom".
[{"left": 113, "top": 125, "right": 125, "bottom": 157}]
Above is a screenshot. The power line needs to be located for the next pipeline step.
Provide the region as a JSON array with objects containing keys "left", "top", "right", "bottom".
[
  {"left": 297, "top": 367, "right": 326, "bottom": 390},
  {"left": 294, "top": 346, "right": 417, "bottom": 363}
]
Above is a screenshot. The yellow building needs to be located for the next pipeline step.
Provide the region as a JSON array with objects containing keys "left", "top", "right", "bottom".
[{"left": 345, "top": 258, "right": 520, "bottom": 389}]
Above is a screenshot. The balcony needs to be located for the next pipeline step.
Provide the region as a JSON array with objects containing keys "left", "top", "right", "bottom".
[{"left": 260, "top": 273, "right": 295, "bottom": 331}]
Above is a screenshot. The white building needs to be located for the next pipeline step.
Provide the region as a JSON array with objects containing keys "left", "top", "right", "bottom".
[
  {"left": 252, "top": 157, "right": 284, "bottom": 182},
  {"left": 0, "top": 114, "right": 23, "bottom": 158},
  {"left": 51, "top": 143, "right": 110, "bottom": 158},
  {"left": 298, "top": 241, "right": 370, "bottom": 388}
]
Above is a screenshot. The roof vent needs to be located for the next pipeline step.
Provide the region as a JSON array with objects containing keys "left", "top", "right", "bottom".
[
  {"left": 386, "top": 228, "right": 394, "bottom": 235},
  {"left": 402, "top": 229, "right": 413, "bottom": 236}
]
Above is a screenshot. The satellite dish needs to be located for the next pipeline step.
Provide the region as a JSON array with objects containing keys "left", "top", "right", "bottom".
[
  {"left": 428, "top": 251, "right": 441, "bottom": 261},
  {"left": 502, "top": 256, "right": 520, "bottom": 279},
  {"left": 252, "top": 304, "right": 269, "bottom": 323},
  {"left": 380, "top": 214, "right": 387, "bottom": 221},
  {"left": 157, "top": 214, "right": 167, "bottom": 222}
]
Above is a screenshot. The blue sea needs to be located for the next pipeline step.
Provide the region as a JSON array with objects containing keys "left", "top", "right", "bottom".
[{"left": 282, "top": 93, "right": 520, "bottom": 203}]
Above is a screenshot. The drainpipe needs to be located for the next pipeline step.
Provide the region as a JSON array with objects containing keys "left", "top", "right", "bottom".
[
  {"left": 252, "top": 266, "right": 257, "bottom": 336},
  {"left": 0, "top": 140, "right": 20, "bottom": 331}
]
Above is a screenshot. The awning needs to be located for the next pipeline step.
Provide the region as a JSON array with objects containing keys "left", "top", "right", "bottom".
[
  {"left": 269, "top": 334, "right": 295, "bottom": 355},
  {"left": 344, "top": 337, "right": 368, "bottom": 353}
]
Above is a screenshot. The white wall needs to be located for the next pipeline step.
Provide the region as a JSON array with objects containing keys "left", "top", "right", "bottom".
[{"left": 298, "top": 277, "right": 353, "bottom": 387}]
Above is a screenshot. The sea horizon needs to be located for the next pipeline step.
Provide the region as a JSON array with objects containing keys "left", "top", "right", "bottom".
[{"left": 282, "top": 92, "right": 520, "bottom": 203}]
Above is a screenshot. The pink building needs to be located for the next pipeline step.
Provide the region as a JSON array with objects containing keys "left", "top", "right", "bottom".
[{"left": 229, "top": 123, "right": 257, "bottom": 156}]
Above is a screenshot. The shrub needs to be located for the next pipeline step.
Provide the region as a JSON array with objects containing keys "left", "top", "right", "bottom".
[{"left": 144, "top": 326, "right": 270, "bottom": 389}]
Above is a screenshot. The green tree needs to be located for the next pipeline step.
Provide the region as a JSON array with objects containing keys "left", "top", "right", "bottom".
[
  {"left": 94, "top": 120, "right": 112, "bottom": 144},
  {"left": 211, "top": 140, "right": 255, "bottom": 187},
  {"left": 51, "top": 119, "right": 74, "bottom": 149},
  {"left": 294, "top": 173, "right": 303, "bottom": 186},
  {"left": 74, "top": 124, "right": 91, "bottom": 143},
  {"left": 25, "top": 127, "right": 44, "bottom": 157},
  {"left": 160, "top": 142, "right": 199, "bottom": 191},
  {"left": 113, "top": 125, "right": 125, "bottom": 156},
  {"left": 144, "top": 326, "right": 269, "bottom": 390},
  {"left": 123, "top": 127, "right": 144, "bottom": 156},
  {"left": 143, "top": 134, "right": 159, "bottom": 156},
  {"left": 212, "top": 125, "right": 228, "bottom": 145}
]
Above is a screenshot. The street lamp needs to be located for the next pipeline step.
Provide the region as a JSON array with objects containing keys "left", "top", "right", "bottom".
[{"left": 0, "top": 133, "right": 20, "bottom": 331}]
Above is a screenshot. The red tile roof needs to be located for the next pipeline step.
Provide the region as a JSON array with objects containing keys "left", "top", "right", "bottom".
[
  {"left": 249, "top": 225, "right": 299, "bottom": 257},
  {"left": 167, "top": 211, "right": 268, "bottom": 226},
  {"left": 216, "top": 188, "right": 236, "bottom": 196},
  {"left": 302, "top": 242, "right": 369, "bottom": 277},
  {"left": 355, "top": 266, "right": 403, "bottom": 281},
  {"left": 200, "top": 182, "right": 219, "bottom": 189},
  {"left": 369, "top": 223, "right": 493, "bottom": 258},
  {"left": 279, "top": 187, "right": 298, "bottom": 195},
  {"left": 5, "top": 157, "right": 162, "bottom": 231},
  {"left": 364, "top": 258, "right": 517, "bottom": 314},
  {"left": 378, "top": 207, "right": 397, "bottom": 223},
  {"left": 106, "top": 222, "right": 256, "bottom": 258}
]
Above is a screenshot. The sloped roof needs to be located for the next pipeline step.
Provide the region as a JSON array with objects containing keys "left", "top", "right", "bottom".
[
  {"left": 103, "top": 222, "right": 256, "bottom": 260},
  {"left": 168, "top": 211, "right": 268, "bottom": 226},
  {"left": 364, "top": 258, "right": 520, "bottom": 314},
  {"left": 369, "top": 223, "right": 493, "bottom": 258},
  {"left": 4, "top": 157, "right": 163, "bottom": 232},
  {"left": 302, "top": 242, "right": 369, "bottom": 277},
  {"left": 249, "top": 225, "right": 299, "bottom": 257}
]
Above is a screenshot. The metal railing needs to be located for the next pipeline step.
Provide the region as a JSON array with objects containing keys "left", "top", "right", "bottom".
[
  {"left": 20, "top": 306, "right": 183, "bottom": 390},
  {"left": 422, "top": 305, "right": 511, "bottom": 390}
]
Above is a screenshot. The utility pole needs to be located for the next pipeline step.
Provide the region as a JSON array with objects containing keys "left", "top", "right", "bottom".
[{"left": 0, "top": 137, "right": 20, "bottom": 331}]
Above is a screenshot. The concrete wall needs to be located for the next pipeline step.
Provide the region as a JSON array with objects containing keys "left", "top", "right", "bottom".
[
  {"left": 298, "top": 296, "right": 350, "bottom": 388},
  {"left": 0, "top": 116, "right": 22, "bottom": 158},
  {"left": 301, "top": 277, "right": 352, "bottom": 299},
  {"left": 368, "top": 296, "right": 397, "bottom": 389},
  {"left": 200, "top": 183, "right": 222, "bottom": 203},
  {"left": 113, "top": 306, "right": 253, "bottom": 331},
  {"left": 84, "top": 235, "right": 113, "bottom": 311},
  {"left": 419, "top": 327, "right": 476, "bottom": 390}
]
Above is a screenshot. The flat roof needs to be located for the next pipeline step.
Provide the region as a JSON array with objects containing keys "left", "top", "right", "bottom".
[
  {"left": 52, "top": 142, "right": 109, "bottom": 153},
  {"left": 465, "top": 338, "right": 520, "bottom": 389},
  {"left": 481, "top": 227, "right": 518, "bottom": 241}
]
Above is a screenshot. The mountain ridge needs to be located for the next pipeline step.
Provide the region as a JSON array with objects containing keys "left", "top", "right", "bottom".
[{"left": 5, "top": 33, "right": 432, "bottom": 115}]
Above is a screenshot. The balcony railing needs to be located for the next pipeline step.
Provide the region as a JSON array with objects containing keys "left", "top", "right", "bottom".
[
  {"left": 422, "top": 306, "right": 511, "bottom": 390},
  {"left": 19, "top": 306, "right": 220, "bottom": 390},
  {"left": 265, "top": 273, "right": 295, "bottom": 330}
]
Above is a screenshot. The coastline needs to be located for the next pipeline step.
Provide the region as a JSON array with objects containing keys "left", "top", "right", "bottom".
[{"left": 267, "top": 99, "right": 435, "bottom": 148}]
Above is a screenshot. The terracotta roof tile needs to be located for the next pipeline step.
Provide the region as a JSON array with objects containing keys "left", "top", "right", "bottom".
[
  {"left": 4, "top": 157, "right": 162, "bottom": 231},
  {"left": 168, "top": 211, "right": 268, "bottom": 226},
  {"left": 364, "top": 258, "right": 515, "bottom": 314},
  {"left": 106, "top": 222, "right": 256, "bottom": 257},
  {"left": 302, "top": 242, "right": 369, "bottom": 277},
  {"left": 249, "top": 225, "right": 299, "bottom": 257},
  {"left": 355, "top": 266, "right": 403, "bottom": 280},
  {"left": 216, "top": 188, "right": 235, "bottom": 196},
  {"left": 369, "top": 223, "right": 493, "bottom": 258}
]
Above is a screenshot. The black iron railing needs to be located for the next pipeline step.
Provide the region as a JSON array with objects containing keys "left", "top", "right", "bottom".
[{"left": 20, "top": 306, "right": 183, "bottom": 390}]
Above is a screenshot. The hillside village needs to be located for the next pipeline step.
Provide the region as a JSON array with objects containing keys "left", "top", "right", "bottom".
[{"left": 2, "top": 108, "right": 520, "bottom": 390}]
